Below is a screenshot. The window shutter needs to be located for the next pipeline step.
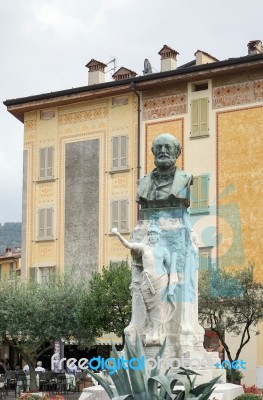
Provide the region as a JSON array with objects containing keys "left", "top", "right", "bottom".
[
  {"left": 199, "top": 252, "right": 210, "bottom": 270},
  {"left": 111, "top": 201, "right": 119, "bottom": 229},
  {"left": 191, "top": 176, "right": 199, "bottom": 211},
  {"left": 120, "top": 200, "right": 128, "bottom": 231},
  {"left": 46, "top": 147, "right": 53, "bottom": 178},
  {"left": 39, "top": 148, "right": 46, "bottom": 178},
  {"left": 29, "top": 268, "right": 36, "bottom": 282},
  {"left": 200, "top": 98, "right": 208, "bottom": 135},
  {"left": 46, "top": 208, "right": 53, "bottom": 238},
  {"left": 112, "top": 137, "right": 119, "bottom": 169},
  {"left": 200, "top": 175, "right": 209, "bottom": 212},
  {"left": 120, "top": 136, "right": 127, "bottom": 168},
  {"left": 191, "top": 100, "right": 199, "bottom": 136},
  {"left": 190, "top": 175, "right": 209, "bottom": 214},
  {"left": 38, "top": 209, "right": 45, "bottom": 239}
]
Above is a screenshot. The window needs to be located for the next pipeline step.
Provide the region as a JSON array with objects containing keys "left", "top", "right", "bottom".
[
  {"left": 110, "top": 199, "right": 129, "bottom": 233},
  {"left": 190, "top": 175, "right": 209, "bottom": 214},
  {"left": 37, "top": 207, "right": 54, "bottom": 240},
  {"left": 29, "top": 266, "right": 55, "bottom": 284},
  {"left": 111, "top": 136, "right": 128, "bottom": 170},
  {"left": 38, "top": 266, "right": 55, "bottom": 285},
  {"left": 39, "top": 147, "right": 54, "bottom": 180},
  {"left": 192, "top": 82, "right": 208, "bottom": 92},
  {"left": 199, "top": 247, "right": 212, "bottom": 270},
  {"left": 191, "top": 98, "right": 209, "bottom": 137},
  {"left": 9, "top": 262, "right": 14, "bottom": 278}
]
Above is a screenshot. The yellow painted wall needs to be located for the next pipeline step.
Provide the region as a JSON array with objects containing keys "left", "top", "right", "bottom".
[
  {"left": 217, "top": 106, "right": 263, "bottom": 280},
  {"left": 0, "top": 257, "right": 21, "bottom": 278},
  {"left": 23, "top": 95, "right": 138, "bottom": 276}
]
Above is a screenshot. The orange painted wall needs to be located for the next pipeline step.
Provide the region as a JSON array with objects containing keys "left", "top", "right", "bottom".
[{"left": 217, "top": 106, "right": 263, "bottom": 280}]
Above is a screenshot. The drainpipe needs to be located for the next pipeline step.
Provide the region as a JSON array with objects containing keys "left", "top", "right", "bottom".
[{"left": 130, "top": 81, "right": 141, "bottom": 219}]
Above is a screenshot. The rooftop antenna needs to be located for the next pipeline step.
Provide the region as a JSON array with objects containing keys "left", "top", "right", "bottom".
[
  {"left": 106, "top": 57, "right": 117, "bottom": 78},
  {"left": 143, "top": 58, "right": 152, "bottom": 75}
]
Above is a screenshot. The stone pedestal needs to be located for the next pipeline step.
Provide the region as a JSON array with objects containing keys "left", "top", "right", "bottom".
[{"left": 78, "top": 386, "right": 111, "bottom": 400}]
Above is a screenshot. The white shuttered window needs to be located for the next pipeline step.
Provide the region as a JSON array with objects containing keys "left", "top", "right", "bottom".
[
  {"left": 110, "top": 199, "right": 129, "bottom": 232},
  {"left": 37, "top": 207, "right": 54, "bottom": 240},
  {"left": 191, "top": 98, "right": 209, "bottom": 137},
  {"left": 39, "top": 147, "right": 54, "bottom": 179},
  {"left": 112, "top": 136, "right": 128, "bottom": 170}
]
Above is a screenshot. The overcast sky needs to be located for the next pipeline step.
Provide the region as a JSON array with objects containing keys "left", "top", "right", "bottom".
[{"left": 0, "top": 0, "right": 262, "bottom": 223}]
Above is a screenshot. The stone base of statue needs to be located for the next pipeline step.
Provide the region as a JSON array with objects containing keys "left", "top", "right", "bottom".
[
  {"left": 127, "top": 208, "right": 203, "bottom": 355},
  {"left": 124, "top": 207, "right": 226, "bottom": 384}
]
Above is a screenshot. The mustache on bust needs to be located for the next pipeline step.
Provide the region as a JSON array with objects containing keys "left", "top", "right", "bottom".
[{"left": 154, "top": 156, "right": 176, "bottom": 169}]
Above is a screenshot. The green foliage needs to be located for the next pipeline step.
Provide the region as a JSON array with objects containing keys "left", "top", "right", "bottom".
[
  {"left": 226, "top": 368, "right": 244, "bottom": 382},
  {"left": 0, "top": 222, "right": 21, "bottom": 253},
  {"left": 78, "top": 261, "right": 132, "bottom": 346},
  {"left": 89, "top": 334, "right": 220, "bottom": 400},
  {"left": 199, "top": 265, "right": 263, "bottom": 371},
  {"left": 233, "top": 394, "right": 262, "bottom": 400},
  {"left": 0, "top": 271, "right": 88, "bottom": 390}
]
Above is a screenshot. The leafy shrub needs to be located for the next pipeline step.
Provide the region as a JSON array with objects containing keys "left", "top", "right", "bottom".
[{"left": 234, "top": 394, "right": 262, "bottom": 400}]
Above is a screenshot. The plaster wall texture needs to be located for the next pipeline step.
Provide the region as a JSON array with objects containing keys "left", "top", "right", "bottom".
[{"left": 64, "top": 139, "right": 100, "bottom": 278}]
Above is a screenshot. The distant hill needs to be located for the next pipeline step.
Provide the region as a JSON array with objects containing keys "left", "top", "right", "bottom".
[{"left": 0, "top": 222, "right": 22, "bottom": 254}]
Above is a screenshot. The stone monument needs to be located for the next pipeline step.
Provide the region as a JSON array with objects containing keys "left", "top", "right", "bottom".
[{"left": 112, "top": 133, "right": 223, "bottom": 382}]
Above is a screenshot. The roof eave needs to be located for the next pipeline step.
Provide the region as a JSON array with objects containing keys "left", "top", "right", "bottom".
[{"left": 4, "top": 54, "right": 263, "bottom": 123}]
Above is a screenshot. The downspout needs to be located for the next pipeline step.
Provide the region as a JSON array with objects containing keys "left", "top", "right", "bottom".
[{"left": 130, "top": 81, "right": 141, "bottom": 219}]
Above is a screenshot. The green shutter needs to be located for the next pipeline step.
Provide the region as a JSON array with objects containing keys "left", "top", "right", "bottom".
[
  {"left": 191, "top": 100, "right": 199, "bottom": 136},
  {"left": 200, "top": 98, "right": 208, "bottom": 135},
  {"left": 190, "top": 175, "right": 209, "bottom": 214},
  {"left": 191, "top": 98, "right": 209, "bottom": 137},
  {"left": 191, "top": 176, "right": 199, "bottom": 211},
  {"left": 199, "top": 252, "right": 210, "bottom": 270}
]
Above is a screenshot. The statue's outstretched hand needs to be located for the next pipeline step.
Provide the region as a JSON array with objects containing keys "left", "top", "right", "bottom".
[{"left": 111, "top": 227, "right": 119, "bottom": 235}]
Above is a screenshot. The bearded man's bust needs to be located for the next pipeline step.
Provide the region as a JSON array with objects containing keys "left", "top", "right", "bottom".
[{"left": 137, "top": 133, "right": 193, "bottom": 209}]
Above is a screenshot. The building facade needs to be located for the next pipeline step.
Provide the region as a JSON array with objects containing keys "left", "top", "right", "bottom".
[{"left": 4, "top": 41, "right": 263, "bottom": 384}]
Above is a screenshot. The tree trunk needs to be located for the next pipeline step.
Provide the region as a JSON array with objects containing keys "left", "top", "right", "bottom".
[{"left": 22, "top": 355, "right": 38, "bottom": 392}]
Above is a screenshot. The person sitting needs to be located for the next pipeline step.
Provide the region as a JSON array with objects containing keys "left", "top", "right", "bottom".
[{"left": 35, "top": 361, "right": 45, "bottom": 372}]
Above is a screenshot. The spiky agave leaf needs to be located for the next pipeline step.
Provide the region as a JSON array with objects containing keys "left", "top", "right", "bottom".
[
  {"left": 189, "top": 374, "right": 221, "bottom": 398},
  {"left": 148, "top": 374, "right": 173, "bottom": 399},
  {"left": 109, "top": 343, "right": 133, "bottom": 396},
  {"left": 125, "top": 336, "right": 148, "bottom": 400},
  {"left": 150, "top": 337, "right": 167, "bottom": 378},
  {"left": 87, "top": 369, "right": 115, "bottom": 399},
  {"left": 112, "top": 396, "right": 134, "bottom": 400}
]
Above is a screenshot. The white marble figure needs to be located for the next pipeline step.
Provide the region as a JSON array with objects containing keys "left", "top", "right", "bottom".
[{"left": 112, "top": 226, "right": 177, "bottom": 346}]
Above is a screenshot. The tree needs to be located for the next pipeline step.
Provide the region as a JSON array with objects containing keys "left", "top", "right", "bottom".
[
  {"left": 0, "top": 272, "right": 88, "bottom": 391},
  {"left": 78, "top": 261, "right": 132, "bottom": 348},
  {"left": 198, "top": 265, "right": 263, "bottom": 382}
]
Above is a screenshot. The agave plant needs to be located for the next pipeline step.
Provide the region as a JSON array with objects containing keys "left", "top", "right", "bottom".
[{"left": 88, "top": 334, "right": 220, "bottom": 400}]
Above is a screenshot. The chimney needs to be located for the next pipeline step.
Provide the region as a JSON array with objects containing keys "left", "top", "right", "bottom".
[
  {"left": 86, "top": 59, "right": 107, "bottom": 85},
  {"left": 158, "top": 45, "right": 179, "bottom": 72},
  {"left": 112, "top": 67, "right": 137, "bottom": 81},
  {"left": 195, "top": 50, "right": 218, "bottom": 65},
  {"left": 247, "top": 40, "right": 263, "bottom": 55}
]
